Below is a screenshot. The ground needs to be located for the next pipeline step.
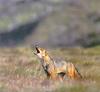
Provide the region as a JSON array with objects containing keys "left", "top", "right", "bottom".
[{"left": 0, "top": 46, "right": 100, "bottom": 92}]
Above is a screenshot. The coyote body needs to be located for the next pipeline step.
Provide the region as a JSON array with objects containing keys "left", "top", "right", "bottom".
[{"left": 34, "top": 46, "right": 82, "bottom": 80}]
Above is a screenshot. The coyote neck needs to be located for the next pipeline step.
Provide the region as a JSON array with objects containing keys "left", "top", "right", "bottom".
[{"left": 43, "top": 54, "right": 54, "bottom": 65}]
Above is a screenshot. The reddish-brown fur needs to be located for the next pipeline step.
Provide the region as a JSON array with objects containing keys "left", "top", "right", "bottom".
[{"left": 34, "top": 46, "right": 82, "bottom": 80}]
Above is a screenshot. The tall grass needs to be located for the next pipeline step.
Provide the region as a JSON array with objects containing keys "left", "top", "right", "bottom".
[{"left": 0, "top": 46, "right": 99, "bottom": 92}]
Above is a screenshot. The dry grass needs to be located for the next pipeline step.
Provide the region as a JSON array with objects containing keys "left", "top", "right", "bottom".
[{"left": 0, "top": 46, "right": 99, "bottom": 92}]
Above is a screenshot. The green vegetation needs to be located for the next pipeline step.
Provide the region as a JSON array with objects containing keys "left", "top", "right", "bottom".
[
  {"left": 55, "top": 84, "right": 87, "bottom": 92},
  {"left": 0, "top": 46, "right": 99, "bottom": 92}
]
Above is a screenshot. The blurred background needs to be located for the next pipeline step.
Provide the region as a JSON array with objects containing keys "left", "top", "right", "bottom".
[{"left": 0, "top": 0, "right": 100, "bottom": 47}]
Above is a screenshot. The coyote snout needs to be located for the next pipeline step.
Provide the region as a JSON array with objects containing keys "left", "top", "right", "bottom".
[{"left": 33, "top": 46, "right": 82, "bottom": 80}]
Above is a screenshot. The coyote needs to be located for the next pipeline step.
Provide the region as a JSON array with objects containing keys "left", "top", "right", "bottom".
[{"left": 33, "top": 46, "right": 82, "bottom": 80}]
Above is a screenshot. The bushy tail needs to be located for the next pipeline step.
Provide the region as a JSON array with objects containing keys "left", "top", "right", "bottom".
[{"left": 67, "top": 62, "right": 82, "bottom": 79}]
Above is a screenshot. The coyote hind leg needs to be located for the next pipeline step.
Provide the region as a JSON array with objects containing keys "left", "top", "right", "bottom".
[{"left": 67, "top": 62, "right": 82, "bottom": 79}]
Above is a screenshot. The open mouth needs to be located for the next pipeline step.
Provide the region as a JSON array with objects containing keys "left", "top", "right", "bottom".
[
  {"left": 35, "top": 46, "right": 40, "bottom": 53},
  {"left": 32, "top": 45, "right": 40, "bottom": 55}
]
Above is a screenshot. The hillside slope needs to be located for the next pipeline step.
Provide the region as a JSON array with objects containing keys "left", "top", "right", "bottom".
[{"left": 0, "top": 0, "right": 100, "bottom": 47}]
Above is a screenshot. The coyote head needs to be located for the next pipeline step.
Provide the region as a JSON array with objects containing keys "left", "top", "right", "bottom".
[{"left": 34, "top": 46, "right": 48, "bottom": 59}]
